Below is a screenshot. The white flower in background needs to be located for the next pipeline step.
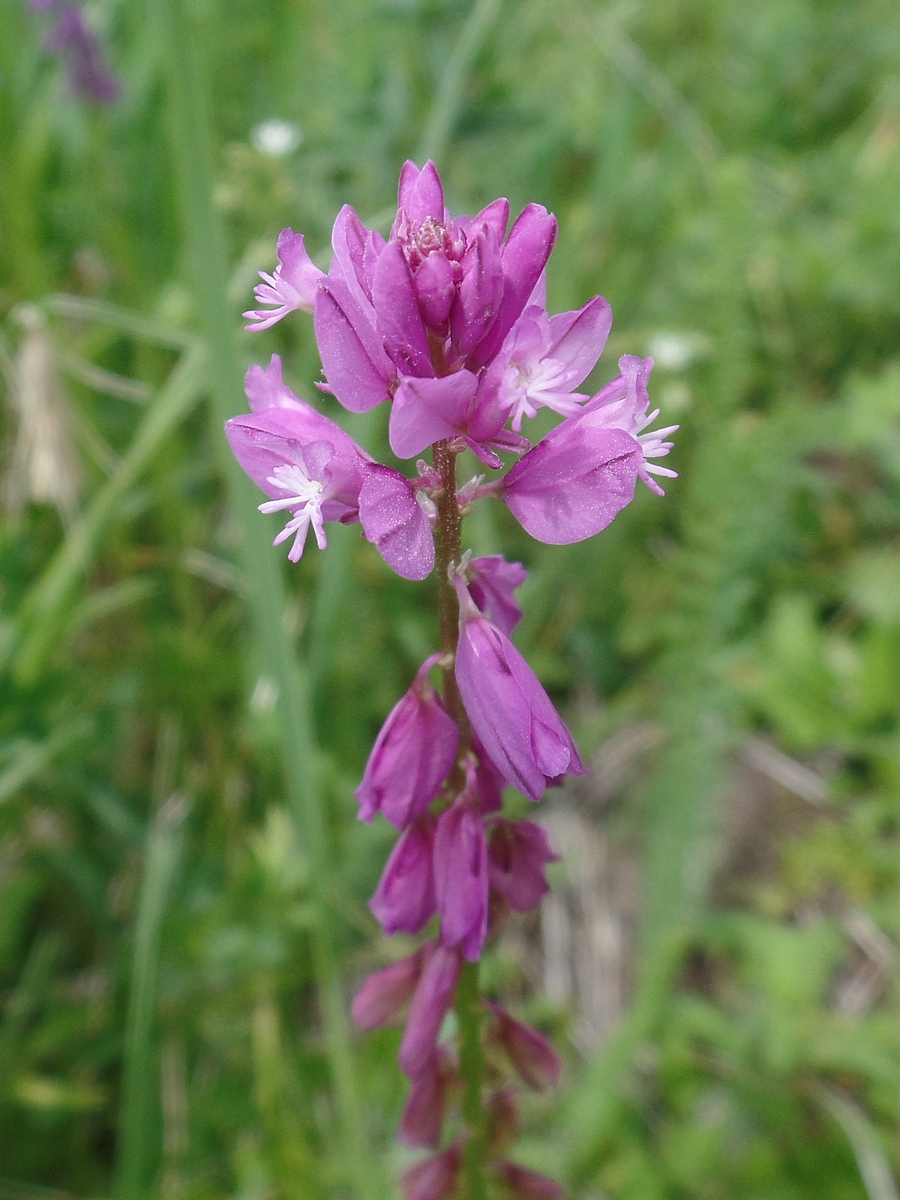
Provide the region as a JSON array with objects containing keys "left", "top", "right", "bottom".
[
  {"left": 251, "top": 119, "right": 302, "bottom": 158},
  {"left": 646, "top": 332, "right": 696, "bottom": 372}
]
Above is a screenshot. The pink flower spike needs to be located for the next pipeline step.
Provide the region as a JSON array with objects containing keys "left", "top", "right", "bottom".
[
  {"left": 399, "top": 1049, "right": 457, "bottom": 1148},
  {"left": 487, "top": 1003, "right": 562, "bottom": 1092},
  {"left": 401, "top": 1144, "right": 462, "bottom": 1200},
  {"left": 434, "top": 795, "right": 489, "bottom": 962},
  {"left": 351, "top": 945, "right": 432, "bottom": 1030},
  {"left": 356, "top": 654, "right": 459, "bottom": 829},
  {"left": 359, "top": 464, "right": 435, "bottom": 581},
  {"left": 399, "top": 945, "right": 463, "bottom": 1079},
  {"left": 488, "top": 819, "right": 560, "bottom": 913},
  {"left": 370, "top": 816, "right": 438, "bottom": 937},
  {"left": 453, "top": 579, "right": 585, "bottom": 802},
  {"left": 501, "top": 421, "right": 642, "bottom": 545},
  {"left": 467, "top": 555, "right": 528, "bottom": 636},
  {"left": 243, "top": 229, "right": 324, "bottom": 331},
  {"left": 492, "top": 1162, "right": 565, "bottom": 1200}
]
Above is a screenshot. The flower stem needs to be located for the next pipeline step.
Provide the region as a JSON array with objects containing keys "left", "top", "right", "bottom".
[
  {"left": 432, "top": 440, "right": 486, "bottom": 1198},
  {"left": 457, "top": 960, "right": 488, "bottom": 1200}
]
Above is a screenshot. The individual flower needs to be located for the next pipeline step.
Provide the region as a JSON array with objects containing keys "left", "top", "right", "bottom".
[
  {"left": 369, "top": 816, "right": 437, "bottom": 937},
  {"left": 434, "top": 790, "right": 489, "bottom": 961},
  {"left": 358, "top": 464, "right": 435, "bottom": 581},
  {"left": 37, "top": 2, "right": 121, "bottom": 105},
  {"left": 224, "top": 359, "right": 370, "bottom": 562},
  {"left": 400, "top": 1143, "right": 462, "bottom": 1200},
  {"left": 356, "top": 654, "right": 459, "bottom": 829},
  {"left": 453, "top": 579, "right": 585, "bottom": 802},
  {"left": 500, "top": 416, "right": 642, "bottom": 545},
  {"left": 491, "top": 1162, "right": 565, "bottom": 1200},
  {"left": 581, "top": 354, "right": 678, "bottom": 494},
  {"left": 351, "top": 944, "right": 433, "bottom": 1031},
  {"left": 399, "top": 945, "right": 463, "bottom": 1079},
  {"left": 399, "top": 1048, "right": 458, "bottom": 1148},
  {"left": 466, "top": 555, "right": 528, "bottom": 637},
  {"left": 486, "top": 1003, "right": 562, "bottom": 1092},
  {"left": 243, "top": 229, "right": 325, "bottom": 330},
  {"left": 488, "top": 819, "right": 559, "bottom": 913},
  {"left": 480, "top": 295, "right": 612, "bottom": 431}
]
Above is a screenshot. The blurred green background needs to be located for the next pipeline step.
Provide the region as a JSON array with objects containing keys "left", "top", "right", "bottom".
[{"left": 1, "top": 0, "right": 898, "bottom": 1197}]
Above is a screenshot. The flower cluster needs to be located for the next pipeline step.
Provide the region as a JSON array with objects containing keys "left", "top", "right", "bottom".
[
  {"left": 227, "top": 161, "right": 676, "bottom": 1199},
  {"left": 27, "top": 0, "right": 121, "bottom": 106}
]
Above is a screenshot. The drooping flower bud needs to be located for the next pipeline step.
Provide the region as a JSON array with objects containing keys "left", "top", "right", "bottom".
[
  {"left": 370, "top": 816, "right": 438, "bottom": 937},
  {"left": 399, "top": 945, "right": 462, "bottom": 1079},
  {"left": 398, "top": 1049, "right": 458, "bottom": 1148},
  {"left": 434, "top": 792, "right": 489, "bottom": 962},
  {"left": 486, "top": 1003, "right": 562, "bottom": 1092},
  {"left": 467, "top": 555, "right": 528, "bottom": 637},
  {"left": 356, "top": 654, "right": 459, "bottom": 829},
  {"left": 492, "top": 1161, "right": 565, "bottom": 1199},
  {"left": 350, "top": 944, "right": 432, "bottom": 1031},
  {"left": 488, "top": 819, "right": 560, "bottom": 913},
  {"left": 453, "top": 580, "right": 585, "bottom": 802},
  {"left": 400, "top": 1143, "right": 462, "bottom": 1200}
]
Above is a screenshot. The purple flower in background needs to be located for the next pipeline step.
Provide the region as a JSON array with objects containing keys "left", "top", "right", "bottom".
[
  {"left": 356, "top": 654, "right": 459, "bottom": 828},
  {"left": 401, "top": 1143, "right": 462, "bottom": 1200},
  {"left": 399, "top": 1049, "right": 458, "bottom": 1148},
  {"left": 492, "top": 1162, "right": 565, "bottom": 1200},
  {"left": 454, "top": 578, "right": 585, "bottom": 802},
  {"left": 351, "top": 944, "right": 433, "bottom": 1031},
  {"left": 31, "top": 2, "right": 121, "bottom": 105}
]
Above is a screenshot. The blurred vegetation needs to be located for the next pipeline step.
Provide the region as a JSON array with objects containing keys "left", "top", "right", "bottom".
[{"left": 0, "top": 0, "right": 898, "bottom": 1198}]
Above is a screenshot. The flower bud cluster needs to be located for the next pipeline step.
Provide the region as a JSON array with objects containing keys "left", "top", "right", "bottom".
[{"left": 226, "top": 160, "right": 676, "bottom": 1198}]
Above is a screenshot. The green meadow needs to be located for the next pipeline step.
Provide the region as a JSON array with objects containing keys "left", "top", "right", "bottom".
[{"left": 1, "top": 0, "right": 898, "bottom": 1196}]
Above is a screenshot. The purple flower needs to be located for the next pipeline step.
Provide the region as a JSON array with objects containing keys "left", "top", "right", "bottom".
[
  {"left": 492, "top": 1162, "right": 564, "bottom": 1200},
  {"left": 488, "top": 819, "right": 559, "bottom": 913},
  {"left": 224, "top": 358, "right": 370, "bottom": 561},
  {"left": 356, "top": 654, "right": 460, "bottom": 829},
  {"left": 399, "top": 945, "right": 462, "bottom": 1079},
  {"left": 351, "top": 944, "right": 432, "bottom": 1031},
  {"left": 39, "top": 3, "right": 121, "bottom": 105},
  {"left": 480, "top": 295, "right": 612, "bottom": 431},
  {"left": 453, "top": 579, "right": 585, "bottom": 802},
  {"left": 399, "top": 1049, "right": 457, "bottom": 1148},
  {"left": 314, "top": 276, "right": 397, "bottom": 413},
  {"left": 400, "top": 1143, "right": 462, "bottom": 1200},
  {"left": 370, "top": 816, "right": 437, "bottom": 937},
  {"left": 501, "top": 415, "right": 643, "bottom": 545},
  {"left": 434, "top": 792, "right": 489, "bottom": 962},
  {"left": 243, "top": 230, "right": 325, "bottom": 330},
  {"left": 582, "top": 354, "right": 679, "bottom": 495},
  {"left": 358, "top": 464, "right": 435, "bottom": 581},
  {"left": 486, "top": 1003, "right": 561, "bottom": 1091},
  {"left": 467, "top": 555, "right": 528, "bottom": 637}
]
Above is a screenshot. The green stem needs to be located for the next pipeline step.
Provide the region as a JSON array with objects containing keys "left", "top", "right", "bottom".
[
  {"left": 432, "top": 440, "right": 486, "bottom": 1199},
  {"left": 457, "top": 962, "right": 488, "bottom": 1200}
]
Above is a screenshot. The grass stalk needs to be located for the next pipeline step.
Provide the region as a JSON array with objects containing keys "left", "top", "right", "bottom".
[{"left": 154, "top": 2, "right": 373, "bottom": 1192}]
